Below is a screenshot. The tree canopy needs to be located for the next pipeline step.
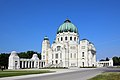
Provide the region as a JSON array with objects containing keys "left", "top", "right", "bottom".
[
  {"left": 100, "top": 57, "right": 109, "bottom": 61},
  {"left": 112, "top": 56, "right": 120, "bottom": 66}
]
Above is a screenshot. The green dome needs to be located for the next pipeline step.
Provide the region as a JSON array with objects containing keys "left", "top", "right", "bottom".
[{"left": 57, "top": 19, "right": 78, "bottom": 34}]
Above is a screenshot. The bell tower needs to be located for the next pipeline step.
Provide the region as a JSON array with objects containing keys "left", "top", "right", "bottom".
[{"left": 41, "top": 36, "right": 50, "bottom": 65}]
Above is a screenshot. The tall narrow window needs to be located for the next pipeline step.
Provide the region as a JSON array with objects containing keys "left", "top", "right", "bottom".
[
  {"left": 82, "top": 52, "right": 84, "bottom": 57},
  {"left": 71, "top": 53, "right": 72, "bottom": 58},
  {"left": 74, "top": 37, "right": 76, "bottom": 41},
  {"left": 55, "top": 53, "right": 58, "bottom": 59},
  {"left": 74, "top": 53, "right": 76, "bottom": 58},
  {"left": 43, "top": 55, "right": 45, "bottom": 59},
  {"left": 61, "top": 37, "right": 63, "bottom": 41},
  {"left": 56, "top": 60, "right": 58, "bottom": 64},
  {"left": 65, "top": 37, "right": 67, "bottom": 40},
  {"left": 58, "top": 38, "right": 59, "bottom": 41},
  {"left": 57, "top": 46, "right": 61, "bottom": 51},
  {"left": 70, "top": 37, "right": 72, "bottom": 41}
]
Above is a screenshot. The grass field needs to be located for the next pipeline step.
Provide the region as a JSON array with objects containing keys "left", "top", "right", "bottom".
[
  {"left": 89, "top": 72, "right": 120, "bottom": 80},
  {"left": 0, "top": 70, "right": 52, "bottom": 78}
]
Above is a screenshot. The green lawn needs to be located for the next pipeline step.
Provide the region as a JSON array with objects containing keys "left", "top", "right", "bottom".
[
  {"left": 89, "top": 72, "right": 120, "bottom": 80},
  {"left": 0, "top": 70, "right": 52, "bottom": 78},
  {"left": 117, "top": 66, "right": 120, "bottom": 68}
]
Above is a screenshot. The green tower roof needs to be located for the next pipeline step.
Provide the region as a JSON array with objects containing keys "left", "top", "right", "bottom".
[
  {"left": 44, "top": 36, "right": 49, "bottom": 40},
  {"left": 57, "top": 19, "right": 78, "bottom": 34}
]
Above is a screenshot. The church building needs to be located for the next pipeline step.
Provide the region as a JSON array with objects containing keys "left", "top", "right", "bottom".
[{"left": 41, "top": 19, "right": 96, "bottom": 68}]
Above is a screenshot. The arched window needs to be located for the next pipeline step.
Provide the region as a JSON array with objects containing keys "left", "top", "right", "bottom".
[
  {"left": 65, "top": 37, "right": 67, "bottom": 40},
  {"left": 61, "top": 37, "right": 63, "bottom": 41},
  {"left": 57, "top": 46, "right": 61, "bottom": 51},
  {"left": 82, "top": 52, "right": 84, "bottom": 57},
  {"left": 55, "top": 54, "right": 58, "bottom": 59},
  {"left": 43, "top": 55, "right": 45, "bottom": 59},
  {"left": 70, "top": 37, "right": 72, "bottom": 41},
  {"left": 74, "top": 37, "right": 76, "bottom": 41},
  {"left": 56, "top": 60, "right": 58, "bottom": 64}
]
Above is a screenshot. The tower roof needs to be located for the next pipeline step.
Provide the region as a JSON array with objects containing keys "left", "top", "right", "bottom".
[{"left": 44, "top": 36, "right": 49, "bottom": 40}]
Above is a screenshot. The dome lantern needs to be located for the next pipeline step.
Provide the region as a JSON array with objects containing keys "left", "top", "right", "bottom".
[{"left": 44, "top": 36, "right": 49, "bottom": 40}]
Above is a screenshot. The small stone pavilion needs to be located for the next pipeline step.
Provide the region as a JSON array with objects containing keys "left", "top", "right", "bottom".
[{"left": 8, "top": 51, "right": 45, "bottom": 69}]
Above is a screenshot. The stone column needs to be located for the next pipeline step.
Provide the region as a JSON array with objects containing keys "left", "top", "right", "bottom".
[
  {"left": 25, "top": 61, "right": 27, "bottom": 68},
  {"left": 43, "top": 61, "right": 45, "bottom": 67},
  {"left": 34, "top": 61, "right": 36, "bottom": 68},
  {"left": 37, "top": 61, "right": 40, "bottom": 68},
  {"left": 28, "top": 61, "right": 30, "bottom": 68}
]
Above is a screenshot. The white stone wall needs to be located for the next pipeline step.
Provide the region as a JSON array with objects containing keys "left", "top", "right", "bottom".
[
  {"left": 8, "top": 51, "right": 20, "bottom": 69},
  {"left": 8, "top": 51, "right": 45, "bottom": 69},
  {"left": 41, "top": 31, "right": 96, "bottom": 68}
]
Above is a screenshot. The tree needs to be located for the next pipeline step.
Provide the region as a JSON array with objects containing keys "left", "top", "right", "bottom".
[
  {"left": 119, "top": 57, "right": 120, "bottom": 65},
  {"left": 100, "top": 57, "right": 109, "bottom": 61},
  {"left": 112, "top": 56, "right": 120, "bottom": 66},
  {"left": 0, "top": 53, "right": 10, "bottom": 69},
  {"left": 18, "top": 51, "right": 41, "bottom": 59},
  {"left": 106, "top": 57, "right": 109, "bottom": 61}
]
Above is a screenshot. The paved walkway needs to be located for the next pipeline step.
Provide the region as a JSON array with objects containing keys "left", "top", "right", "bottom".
[{"left": 0, "top": 68, "right": 97, "bottom": 80}]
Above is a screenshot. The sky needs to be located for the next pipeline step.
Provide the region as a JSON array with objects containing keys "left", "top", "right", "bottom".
[{"left": 0, "top": 0, "right": 120, "bottom": 60}]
